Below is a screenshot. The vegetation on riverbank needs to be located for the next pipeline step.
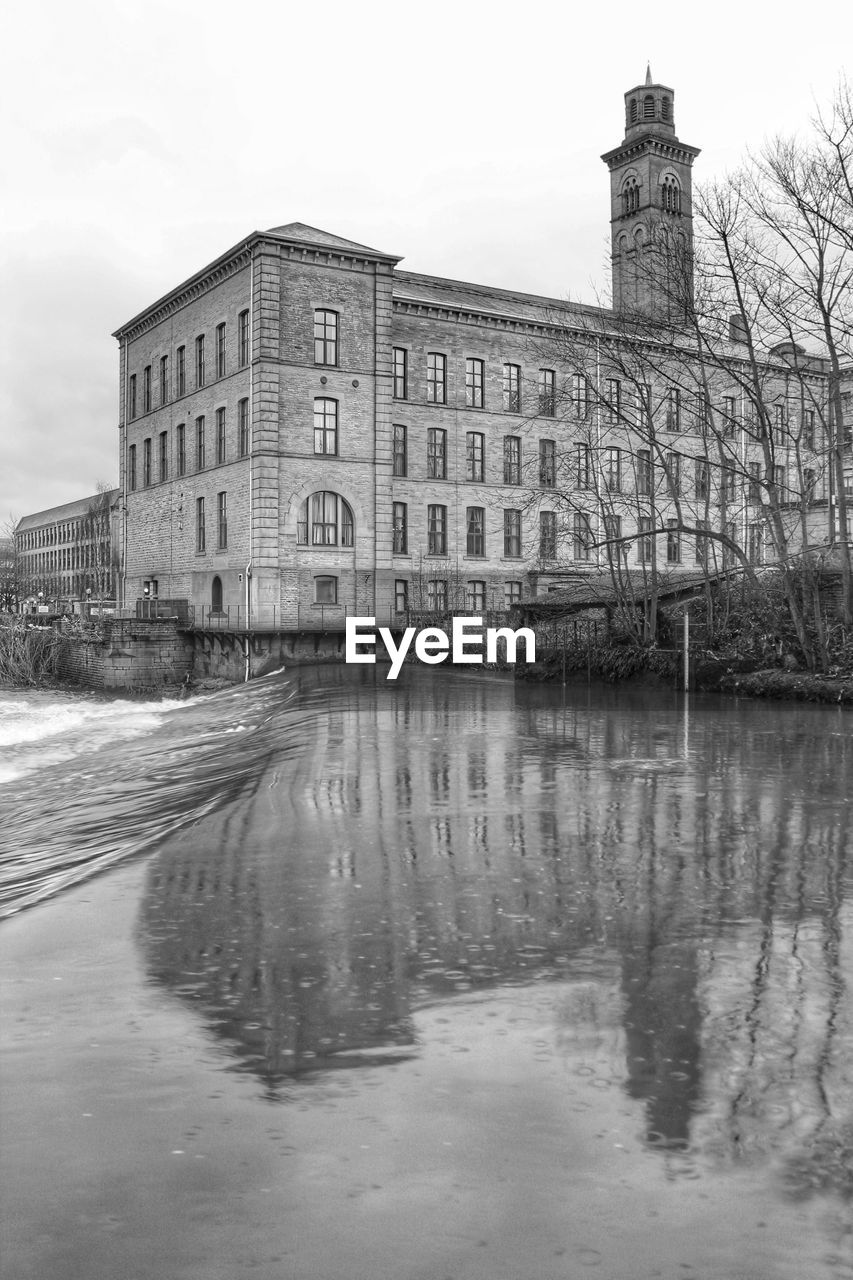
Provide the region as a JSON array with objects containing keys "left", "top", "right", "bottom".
[{"left": 0, "top": 619, "right": 61, "bottom": 686}]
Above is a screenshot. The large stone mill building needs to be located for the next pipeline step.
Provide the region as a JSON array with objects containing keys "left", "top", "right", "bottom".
[{"left": 114, "top": 70, "right": 851, "bottom": 629}]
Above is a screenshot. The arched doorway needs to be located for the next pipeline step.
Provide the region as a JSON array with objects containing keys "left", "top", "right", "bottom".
[{"left": 211, "top": 575, "right": 223, "bottom": 613}]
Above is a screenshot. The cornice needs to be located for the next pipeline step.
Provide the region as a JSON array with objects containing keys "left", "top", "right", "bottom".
[{"left": 602, "top": 135, "right": 701, "bottom": 169}]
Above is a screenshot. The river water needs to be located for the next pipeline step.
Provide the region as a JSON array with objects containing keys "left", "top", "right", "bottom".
[{"left": 1, "top": 668, "right": 852, "bottom": 1279}]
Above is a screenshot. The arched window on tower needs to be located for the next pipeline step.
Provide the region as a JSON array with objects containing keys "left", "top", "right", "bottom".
[
  {"left": 622, "top": 177, "right": 639, "bottom": 216},
  {"left": 630, "top": 98, "right": 638, "bottom": 123},
  {"left": 661, "top": 176, "right": 682, "bottom": 214},
  {"left": 643, "top": 95, "right": 655, "bottom": 120},
  {"left": 661, "top": 96, "right": 671, "bottom": 122}
]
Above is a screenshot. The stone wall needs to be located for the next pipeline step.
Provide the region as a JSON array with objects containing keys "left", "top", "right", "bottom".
[{"left": 58, "top": 619, "right": 193, "bottom": 691}]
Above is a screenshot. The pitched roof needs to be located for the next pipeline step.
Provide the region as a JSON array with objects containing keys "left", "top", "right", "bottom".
[
  {"left": 15, "top": 489, "right": 120, "bottom": 533},
  {"left": 265, "top": 222, "right": 400, "bottom": 260}
]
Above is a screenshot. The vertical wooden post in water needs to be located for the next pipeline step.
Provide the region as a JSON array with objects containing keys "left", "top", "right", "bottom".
[{"left": 683, "top": 609, "right": 690, "bottom": 693}]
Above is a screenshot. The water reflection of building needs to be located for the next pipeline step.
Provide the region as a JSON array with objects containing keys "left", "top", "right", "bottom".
[{"left": 141, "top": 672, "right": 852, "bottom": 1167}]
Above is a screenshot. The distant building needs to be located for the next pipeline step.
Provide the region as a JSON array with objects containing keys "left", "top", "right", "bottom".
[
  {"left": 14, "top": 489, "right": 121, "bottom": 608},
  {"left": 113, "top": 71, "right": 853, "bottom": 628}
]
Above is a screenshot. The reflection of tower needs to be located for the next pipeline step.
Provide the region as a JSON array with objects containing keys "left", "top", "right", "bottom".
[
  {"left": 621, "top": 939, "right": 702, "bottom": 1148},
  {"left": 601, "top": 66, "right": 701, "bottom": 317}
]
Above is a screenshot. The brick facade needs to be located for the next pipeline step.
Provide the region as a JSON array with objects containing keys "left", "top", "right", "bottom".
[{"left": 113, "top": 84, "right": 853, "bottom": 628}]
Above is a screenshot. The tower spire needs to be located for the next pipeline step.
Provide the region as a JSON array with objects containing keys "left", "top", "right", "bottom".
[{"left": 645, "top": 63, "right": 652, "bottom": 86}]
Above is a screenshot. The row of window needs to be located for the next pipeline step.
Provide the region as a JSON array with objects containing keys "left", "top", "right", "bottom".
[
  {"left": 128, "top": 401, "right": 250, "bottom": 489},
  {"left": 127, "top": 308, "right": 346, "bottom": 421},
  {"left": 128, "top": 312, "right": 251, "bottom": 419},
  {"left": 392, "top": 350, "right": 556, "bottom": 414},
  {"left": 309, "top": 575, "right": 524, "bottom": 611},
  {"left": 391, "top": 358, "right": 814, "bottom": 441},
  {"left": 391, "top": 428, "right": 796, "bottom": 500}
]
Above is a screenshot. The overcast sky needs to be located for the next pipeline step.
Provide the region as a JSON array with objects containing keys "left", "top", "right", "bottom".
[{"left": 1, "top": 0, "right": 849, "bottom": 524}]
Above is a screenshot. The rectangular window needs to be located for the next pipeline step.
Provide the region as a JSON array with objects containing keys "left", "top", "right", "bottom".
[
  {"left": 504, "top": 580, "right": 522, "bottom": 608},
  {"left": 128, "top": 443, "right": 137, "bottom": 491},
  {"left": 394, "top": 579, "right": 409, "bottom": 613},
  {"left": 695, "top": 458, "right": 710, "bottom": 501},
  {"left": 159, "top": 430, "right": 168, "bottom": 481},
  {"left": 666, "top": 519, "right": 681, "bottom": 563},
  {"left": 774, "top": 404, "right": 786, "bottom": 430},
  {"left": 215, "top": 323, "right": 226, "bottom": 378},
  {"left": 503, "top": 435, "right": 521, "bottom": 485},
  {"left": 504, "top": 509, "right": 522, "bottom": 557},
  {"left": 177, "top": 346, "right": 186, "bottom": 396},
  {"left": 723, "top": 520, "right": 738, "bottom": 567},
  {"left": 427, "top": 428, "right": 446, "bottom": 479},
  {"left": 539, "top": 369, "right": 556, "bottom": 417},
  {"left": 143, "top": 365, "right": 152, "bottom": 414},
  {"left": 238, "top": 399, "right": 249, "bottom": 457},
  {"left": 576, "top": 442, "right": 591, "bottom": 490},
  {"left": 314, "top": 398, "right": 338, "bottom": 455},
  {"left": 804, "top": 467, "right": 816, "bottom": 500},
  {"left": 771, "top": 464, "right": 786, "bottom": 495},
  {"left": 666, "top": 387, "right": 680, "bottom": 432},
  {"left": 748, "top": 460, "right": 762, "bottom": 501},
  {"left": 722, "top": 465, "right": 737, "bottom": 502},
  {"left": 605, "top": 378, "right": 621, "bottom": 424},
  {"left": 503, "top": 363, "right": 521, "bottom": 413},
  {"left": 604, "top": 514, "right": 622, "bottom": 558},
  {"left": 695, "top": 520, "right": 710, "bottom": 566},
  {"left": 196, "top": 416, "right": 205, "bottom": 470},
  {"left": 697, "top": 390, "right": 710, "bottom": 431},
  {"left": 637, "top": 448, "right": 652, "bottom": 496},
  {"left": 467, "top": 580, "right": 486, "bottom": 611},
  {"left": 639, "top": 382, "right": 652, "bottom": 426},
  {"left": 143, "top": 437, "right": 152, "bottom": 487},
  {"left": 540, "top": 511, "right": 557, "bottom": 559},
  {"left": 571, "top": 373, "right": 588, "bottom": 418},
  {"left": 466, "top": 506, "right": 485, "bottom": 556},
  {"left": 177, "top": 424, "right": 186, "bottom": 476},
  {"left": 195, "top": 335, "right": 205, "bottom": 388},
  {"left": 637, "top": 515, "right": 653, "bottom": 564},
  {"left": 665, "top": 451, "right": 680, "bottom": 497},
  {"left": 466, "top": 357, "right": 484, "bottom": 409},
  {"left": 803, "top": 409, "right": 816, "bottom": 450},
  {"left": 129, "top": 373, "right": 137, "bottom": 420},
  {"left": 392, "top": 502, "right": 408, "bottom": 554},
  {"left": 724, "top": 395, "right": 737, "bottom": 438},
  {"left": 217, "top": 491, "right": 227, "bottom": 549},
  {"left": 427, "top": 353, "right": 447, "bottom": 405},
  {"left": 393, "top": 347, "right": 408, "bottom": 399},
  {"left": 238, "top": 310, "right": 249, "bottom": 368},
  {"left": 539, "top": 438, "right": 556, "bottom": 488},
  {"left": 314, "top": 310, "right": 338, "bottom": 366},
  {"left": 427, "top": 504, "right": 447, "bottom": 556},
  {"left": 748, "top": 522, "right": 764, "bottom": 565},
  {"left": 604, "top": 447, "right": 621, "bottom": 492},
  {"left": 159, "top": 355, "right": 169, "bottom": 405},
  {"left": 314, "top": 575, "right": 338, "bottom": 604},
  {"left": 574, "top": 512, "right": 592, "bottom": 562},
  {"left": 427, "top": 579, "right": 447, "bottom": 612},
  {"left": 216, "top": 407, "right": 226, "bottom": 464},
  {"left": 466, "top": 431, "right": 485, "bottom": 482},
  {"left": 196, "top": 497, "right": 205, "bottom": 553},
  {"left": 393, "top": 424, "right": 407, "bottom": 477}
]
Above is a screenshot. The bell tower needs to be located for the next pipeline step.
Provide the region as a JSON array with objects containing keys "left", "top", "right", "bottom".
[{"left": 601, "top": 67, "right": 701, "bottom": 317}]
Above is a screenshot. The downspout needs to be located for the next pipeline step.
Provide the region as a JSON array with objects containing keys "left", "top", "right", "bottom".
[
  {"left": 121, "top": 335, "right": 128, "bottom": 612},
  {"left": 245, "top": 246, "right": 255, "bottom": 681}
]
